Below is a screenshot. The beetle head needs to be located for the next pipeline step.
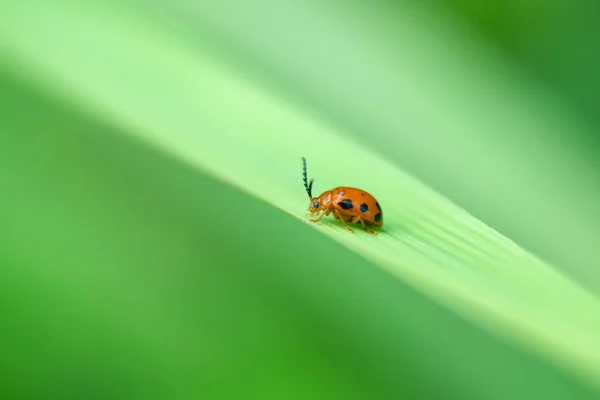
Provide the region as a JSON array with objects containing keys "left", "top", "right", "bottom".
[{"left": 308, "top": 197, "right": 321, "bottom": 213}]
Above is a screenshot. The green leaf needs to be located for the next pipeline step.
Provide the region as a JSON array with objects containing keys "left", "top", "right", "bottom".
[{"left": 2, "top": 1, "right": 600, "bottom": 398}]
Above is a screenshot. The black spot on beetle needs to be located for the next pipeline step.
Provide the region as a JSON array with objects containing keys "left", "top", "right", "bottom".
[
  {"left": 376, "top": 202, "right": 381, "bottom": 211},
  {"left": 360, "top": 203, "right": 369, "bottom": 213},
  {"left": 339, "top": 199, "right": 353, "bottom": 210},
  {"left": 313, "top": 200, "right": 319, "bottom": 208},
  {"left": 374, "top": 212, "right": 382, "bottom": 222}
]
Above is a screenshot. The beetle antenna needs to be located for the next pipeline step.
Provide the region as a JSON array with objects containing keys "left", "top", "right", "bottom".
[{"left": 302, "top": 157, "right": 313, "bottom": 199}]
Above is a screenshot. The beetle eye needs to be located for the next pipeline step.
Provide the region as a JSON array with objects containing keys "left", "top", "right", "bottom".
[{"left": 313, "top": 201, "right": 319, "bottom": 208}]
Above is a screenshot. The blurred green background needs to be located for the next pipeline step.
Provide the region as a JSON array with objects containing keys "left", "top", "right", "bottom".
[{"left": 1, "top": 1, "right": 600, "bottom": 399}]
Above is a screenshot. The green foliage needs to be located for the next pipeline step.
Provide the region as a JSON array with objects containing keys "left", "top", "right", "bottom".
[{"left": 1, "top": 1, "right": 600, "bottom": 399}]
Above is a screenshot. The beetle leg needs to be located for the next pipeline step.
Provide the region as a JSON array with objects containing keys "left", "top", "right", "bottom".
[
  {"left": 334, "top": 209, "right": 354, "bottom": 233},
  {"left": 309, "top": 211, "right": 326, "bottom": 223},
  {"left": 358, "top": 217, "right": 377, "bottom": 235}
]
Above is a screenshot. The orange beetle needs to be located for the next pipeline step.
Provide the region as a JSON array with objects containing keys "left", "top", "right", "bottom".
[{"left": 302, "top": 157, "right": 383, "bottom": 235}]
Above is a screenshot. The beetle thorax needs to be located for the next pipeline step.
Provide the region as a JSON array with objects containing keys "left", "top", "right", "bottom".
[{"left": 318, "top": 191, "right": 332, "bottom": 208}]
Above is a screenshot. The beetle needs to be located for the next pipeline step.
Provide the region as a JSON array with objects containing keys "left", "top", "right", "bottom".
[{"left": 302, "top": 157, "right": 383, "bottom": 235}]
